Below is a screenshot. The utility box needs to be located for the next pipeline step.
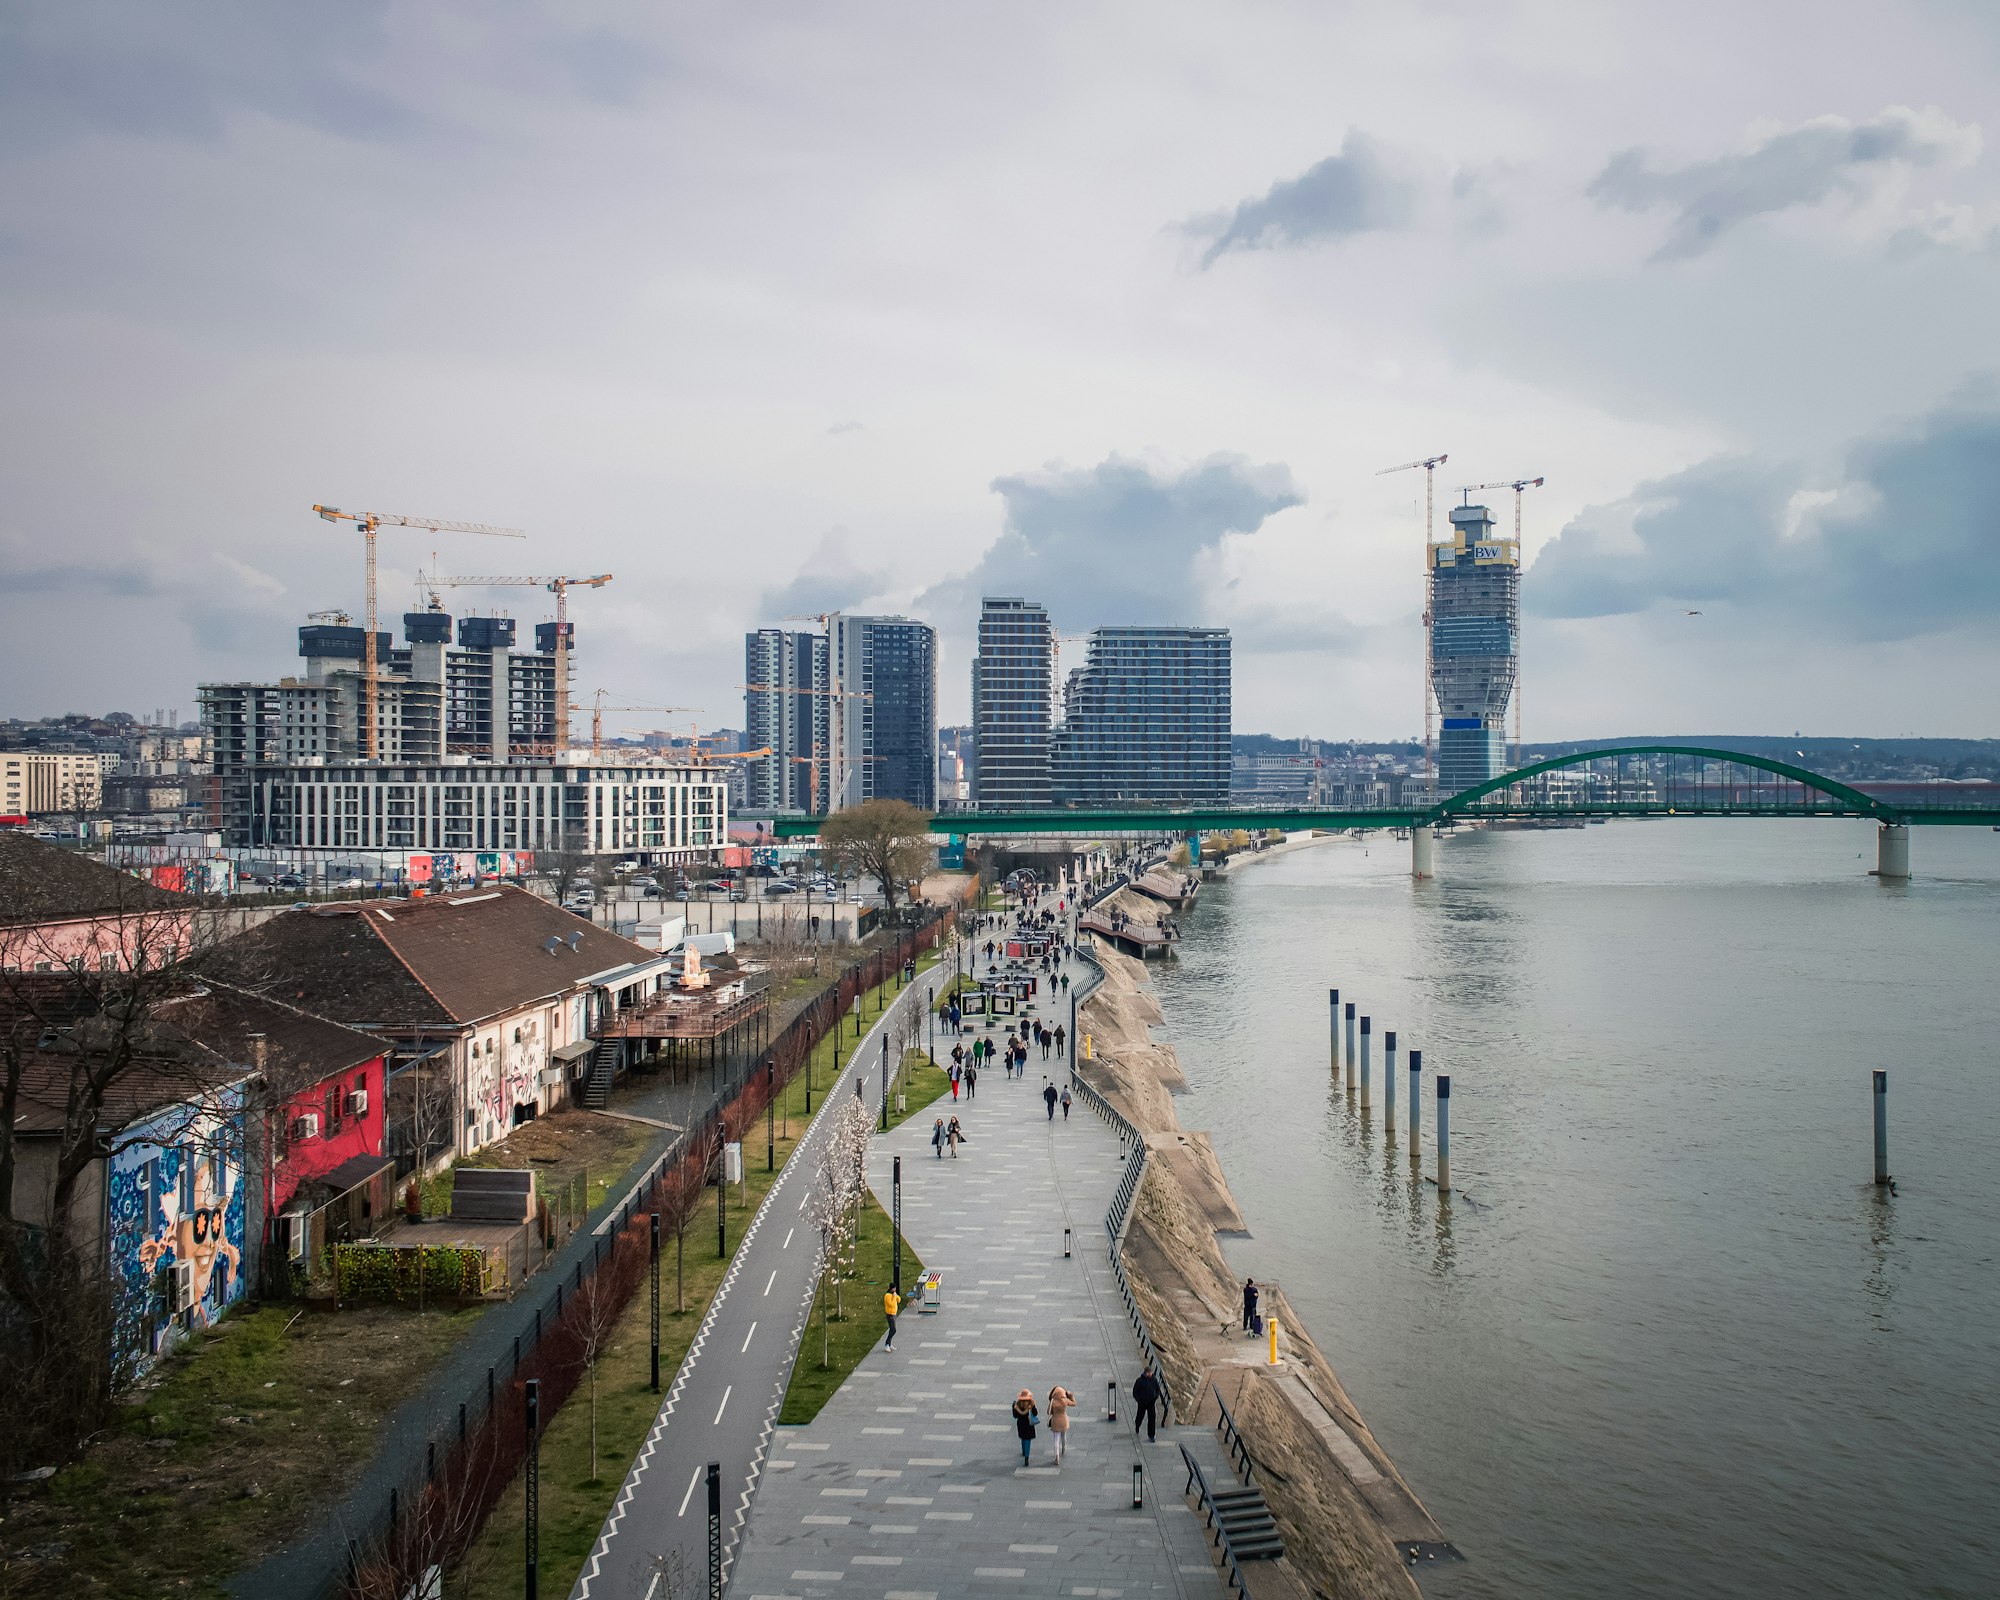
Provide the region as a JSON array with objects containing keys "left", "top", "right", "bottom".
[{"left": 724, "top": 1141, "right": 743, "bottom": 1184}]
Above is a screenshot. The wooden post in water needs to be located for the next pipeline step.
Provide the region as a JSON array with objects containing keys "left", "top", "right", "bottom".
[
  {"left": 1329, "top": 987, "right": 1340, "bottom": 1073},
  {"left": 1384, "top": 1030, "right": 1398, "bottom": 1134},
  {"left": 1436, "top": 1075, "right": 1451, "bottom": 1193},
  {"left": 1344, "top": 1003, "right": 1356, "bottom": 1091}
]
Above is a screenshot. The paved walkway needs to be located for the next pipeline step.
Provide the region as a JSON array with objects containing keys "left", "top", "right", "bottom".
[
  {"left": 573, "top": 963, "right": 942, "bottom": 1599},
  {"left": 727, "top": 906, "right": 1226, "bottom": 1600}
]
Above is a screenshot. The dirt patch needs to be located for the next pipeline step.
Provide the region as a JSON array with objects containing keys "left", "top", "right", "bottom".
[
  {"left": 426, "top": 1109, "right": 656, "bottom": 1216},
  {"left": 0, "top": 1302, "right": 479, "bottom": 1598}
]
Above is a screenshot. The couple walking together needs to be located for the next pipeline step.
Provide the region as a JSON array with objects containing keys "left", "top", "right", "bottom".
[{"left": 1011, "top": 1384, "right": 1079, "bottom": 1467}]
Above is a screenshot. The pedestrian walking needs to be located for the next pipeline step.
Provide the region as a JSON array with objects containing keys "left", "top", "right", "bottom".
[
  {"left": 1013, "top": 1390, "right": 1039, "bottom": 1467},
  {"left": 1060, "top": 1085, "right": 1072, "bottom": 1119},
  {"left": 932, "top": 1117, "right": 946, "bottom": 1160},
  {"left": 1061, "top": 973, "right": 1070, "bottom": 993},
  {"left": 1040, "top": 1029, "right": 1051, "bottom": 1061},
  {"left": 949, "top": 1065, "right": 960, "bottom": 1102},
  {"left": 1055, "top": 1022, "right": 1067, "bottom": 1058},
  {"left": 965, "top": 1063, "right": 977, "bottom": 1099},
  {"left": 1132, "top": 1362, "right": 1162, "bottom": 1442},
  {"left": 884, "top": 1285, "right": 900, "bottom": 1350},
  {"left": 1042, "top": 1079, "right": 1058, "bottom": 1120},
  {"left": 1047, "top": 1384, "right": 1076, "bottom": 1465},
  {"left": 1241, "top": 1276, "right": 1259, "bottom": 1334},
  {"left": 947, "top": 1115, "right": 965, "bottom": 1158}
]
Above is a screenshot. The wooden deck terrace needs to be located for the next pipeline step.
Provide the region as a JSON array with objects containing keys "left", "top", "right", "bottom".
[
  {"left": 1131, "top": 870, "right": 1199, "bottom": 906},
  {"left": 1078, "top": 912, "right": 1174, "bottom": 957},
  {"left": 597, "top": 981, "right": 769, "bottom": 1040}
]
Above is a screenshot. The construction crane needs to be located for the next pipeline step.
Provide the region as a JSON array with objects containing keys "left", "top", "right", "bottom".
[
  {"left": 740, "top": 680, "right": 872, "bottom": 811},
  {"left": 311, "top": 506, "right": 525, "bottom": 760},
  {"left": 588, "top": 691, "right": 700, "bottom": 759},
  {"left": 429, "top": 573, "right": 613, "bottom": 755},
  {"left": 1458, "top": 477, "right": 1545, "bottom": 767},
  {"left": 305, "top": 609, "right": 352, "bottom": 625},
  {"left": 1376, "top": 455, "right": 1449, "bottom": 788}
]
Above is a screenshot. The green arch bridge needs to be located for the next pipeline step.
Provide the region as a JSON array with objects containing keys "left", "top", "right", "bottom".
[{"left": 762, "top": 745, "right": 2000, "bottom": 878}]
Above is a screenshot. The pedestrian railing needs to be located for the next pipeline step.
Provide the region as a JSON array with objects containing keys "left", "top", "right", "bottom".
[
  {"left": 1179, "top": 1445, "right": 1252, "bottom": 1598},
  {"left": 1063, "top": 942, "right": 1174, "bottom": 1417},
  {"left": 1212, "top": 1380, "right": 1256, "bottom": 1485}
]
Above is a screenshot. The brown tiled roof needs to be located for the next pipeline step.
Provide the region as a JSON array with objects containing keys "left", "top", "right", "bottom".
[
  {"left": 0, "top": 832, "right": 190, "bottom": 927},
  {"left": 5, "top": 975, "right": 382, "bottom": 1135},
  {"left": 205, "top": 885, "right": 647, "bottom": 1029}
]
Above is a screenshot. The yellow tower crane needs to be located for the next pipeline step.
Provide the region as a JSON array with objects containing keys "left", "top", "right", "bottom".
[
  {"left": 739, "top": 681, "right": 872, "bottom": 811},
  {"left": 588, "top": 691, "right": 699, "bottom": 760},
  {"left": 311, "top": 506, "right": 525, "bottom": 760},
  {"left": 428, "top": 573, "right": 613, "bottom": 755},
  {"left": 1376, "top": 455, "right": 1449, "bottom": 789},
  {"left": 1458, "top": 477, "right": 1545, "bottom": 768}
]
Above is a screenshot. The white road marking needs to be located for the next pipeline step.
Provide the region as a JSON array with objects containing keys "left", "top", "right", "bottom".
[
  {"left": 783, "top": 1227, "right": 794, "bottom": 1249},
  {"left": 714, "top": 1384, "right": 733, "bottom": 1425},
  {"left": 764, "top": 1269, "right": 777, "bottom": 1295},
  {"left": 741, "top": 1321, "right": 758, "bottom": 1353},
  {"left": 677, "top": 1464, "right": 702, "bottom": 1517}
]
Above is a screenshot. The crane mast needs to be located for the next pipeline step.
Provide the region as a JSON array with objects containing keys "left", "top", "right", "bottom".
[
  {"left": 1376, "top": 455, "right": 1448, "bottom": 791},
  {"left": 429, "top": 572, "right": 613, "bottom": 755},
  {"left": 311, "top": 506, "right": 524, "bottom": 761}
]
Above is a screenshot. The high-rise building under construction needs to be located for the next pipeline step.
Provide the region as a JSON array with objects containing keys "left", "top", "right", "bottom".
[{"left": 1429, "top": 502, "right": 1519, "bottom": 796}]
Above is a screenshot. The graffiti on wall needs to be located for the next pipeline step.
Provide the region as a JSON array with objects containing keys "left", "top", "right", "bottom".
[
  {"left": 105, "top": 1091, "right": 247, "bottom": 1372},
  {"left": 465, "top": 1011, "right": 547, "bottom": 1145}
]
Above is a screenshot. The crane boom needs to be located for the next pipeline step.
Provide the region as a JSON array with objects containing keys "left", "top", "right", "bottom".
[
  {"left": 430, "top": 572, "right": 615, "bottom": 755},
  {"left": 310, "top": 504, "right": 526, "bottom": 762}
]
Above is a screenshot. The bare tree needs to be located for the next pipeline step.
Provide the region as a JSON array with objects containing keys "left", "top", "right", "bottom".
[
  {"left": 662, "top": 1123, "right": 721, "bottom": 1313},
  {"left": 539, "top": 825, "right": 604, "bottom": 907},
  {"left": 819, "top": 800, "right": 934, "bottom": 914},
  {"left": 571, "top": 1271, "right": 626, "bottom": 1484}
]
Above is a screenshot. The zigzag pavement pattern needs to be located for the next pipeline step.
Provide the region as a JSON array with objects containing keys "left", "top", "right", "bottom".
[{"left": 573, "top": 963, "right": 943, "bottom": 1599}]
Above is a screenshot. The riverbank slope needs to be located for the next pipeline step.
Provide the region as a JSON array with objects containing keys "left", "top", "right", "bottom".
[{"left": 1079, "top": 912, "right": 1446, "bottom": 1599}]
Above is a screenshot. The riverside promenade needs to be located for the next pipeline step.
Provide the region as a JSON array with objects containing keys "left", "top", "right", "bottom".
[{"left": 727, "top": 934, "right": 1227, "bottom": 1600}]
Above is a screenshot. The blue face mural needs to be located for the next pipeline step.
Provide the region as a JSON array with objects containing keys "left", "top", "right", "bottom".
[{"left": 105, "top": 1090, "right": 247, "bottom": 1372}]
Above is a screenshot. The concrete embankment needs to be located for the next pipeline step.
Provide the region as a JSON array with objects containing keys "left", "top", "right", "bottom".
[{"left": 1079, "top": 921, "right": 1445, "bottom": 1600}]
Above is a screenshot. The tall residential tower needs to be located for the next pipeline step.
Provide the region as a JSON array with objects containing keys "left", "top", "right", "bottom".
[
  {"left": 1053, "top": 627, "right": 1231, "bottom": 806},
  {"left": 969, "top": 597, "right": 1054, "bottom": 809},
  {"left": 1428, "top": 502, "right": 1519, "bottom": 795},
  {"left": 830, "top": 615, "right": 937, "bottom": 810}
]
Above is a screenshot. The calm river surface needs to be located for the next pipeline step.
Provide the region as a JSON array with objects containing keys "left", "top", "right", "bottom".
[{"left": 1149, "top": 819, "right": 2000, "bottom": 1600}]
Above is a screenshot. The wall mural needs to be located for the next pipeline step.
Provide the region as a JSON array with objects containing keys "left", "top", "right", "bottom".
[
  {"left": 467, "top": 1011, "right": 546, "bottom": 1143},
  {"left": 105, "top": 1090, "right": 247, "bottom": 1373}
]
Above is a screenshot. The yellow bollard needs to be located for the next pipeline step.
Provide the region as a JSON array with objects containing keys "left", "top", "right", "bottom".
[
  {"left": 1267, "top": 1315, "right": 1279, "bottom": 1365},
  {"left": 1083, "top": 1032, "right": 1093, "bottom": 1060}
]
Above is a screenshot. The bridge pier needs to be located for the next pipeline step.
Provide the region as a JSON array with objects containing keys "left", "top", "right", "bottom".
[
  {"left": 1412, "top": 826, "right": 1434, "bottom": 879},
  {"left": 1876, "top": 824, "right": 1910, "bottom": 880}
]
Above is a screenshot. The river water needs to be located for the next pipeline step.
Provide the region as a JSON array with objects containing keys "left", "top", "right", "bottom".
[{"left": 1148, "top": 820, "right": 2000, "bottom": 1600}]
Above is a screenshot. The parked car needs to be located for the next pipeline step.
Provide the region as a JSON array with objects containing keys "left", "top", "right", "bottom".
[
  {"left": 766, "top": 880, "right": 799, "bottom": 896},
  {"left": 332, "top": 876, "right": 365, "bottom": 889},
  {"left": 674, "top": 887, "right": 693, "bottom": 901},
  {"left": 275, "top": 872, "right": 304, "bottom": 889},
  {"left": 630, "top": 876, "right": 659, "bottom": 894},
  {"left": 727, "top": 888, "right": 748, "bottom": 902}
]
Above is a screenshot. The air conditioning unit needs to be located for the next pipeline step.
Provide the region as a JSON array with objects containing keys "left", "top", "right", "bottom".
[
  {"left": 172, "top": 1260, "right": 196, "bottom": 1313},
  {"left": 290, "top": 1112, "right": 321, "bottom": 1141},
  {"left": 344, "top": 1088, "right": 369, "bottom": 1117}
]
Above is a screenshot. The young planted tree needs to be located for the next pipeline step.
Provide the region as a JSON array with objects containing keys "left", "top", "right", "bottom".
[
  {"left": 661, "top": 1123, "right": 720, "bottom": 1313},
  {"left": 571, "top": 1270, "right": 626, "bottom": 1484},
  {"left": 803, "top": 1096, "right": 871, "bottom": 1366},
  {"left": 818, "top": 799, "right": 934, "bottom": 915}
]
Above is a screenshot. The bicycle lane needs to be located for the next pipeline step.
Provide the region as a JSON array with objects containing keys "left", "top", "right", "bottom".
[{"left": 572, "top": 959, "right": 945, "bottom": 1599}]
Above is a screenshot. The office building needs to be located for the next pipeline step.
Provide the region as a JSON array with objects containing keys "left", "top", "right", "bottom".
[
  {"left": 743, "top": 629, "right": 830, "bottom": 812},
  {"left": 1053, "top": 627, "right": 1231, "bottom": 806},
  {"left": 830, "top": 616, "right": 937, "bottom": 810},
  {"left": 0, "top": 752, "right": 104, "bottom": 817},
  {"left": 1429, "top": 502, "right": 1519, "bottom": 795},
  {"left": 969, "top": 598, "right": 1054, "bottom": 809}
]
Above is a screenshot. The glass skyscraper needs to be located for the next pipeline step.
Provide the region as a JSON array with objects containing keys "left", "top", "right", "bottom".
[
  {"left": 1054, "top": 627, "right": 1231, "bottom": 806},
  {"left": 1429, "top": 502, "right": 1519, "bottom": 796},
  {"left": 830, "top": 615, "right": 937, "bottom": 809},
  {"left": 743, "top": 628, "right": 829, "bottom": 811}
]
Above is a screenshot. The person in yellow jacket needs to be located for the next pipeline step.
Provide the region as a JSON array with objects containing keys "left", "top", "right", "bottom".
[{"left": 884, "top": 1286, "right": 901, "bottom": 1351}]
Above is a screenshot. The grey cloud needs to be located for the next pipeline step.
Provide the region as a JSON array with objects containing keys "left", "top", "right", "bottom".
[
  {"left": 921, "top": 452, "right": 1304, "bottom": 631},
  {"left": 826, "top": 420, "right": 866, "bottom": 435},
  {"left": 1589, "top": 106, "right": 1980, "bottom": 261},
  {"left": 758, "top": 528, "right": 888, "bottom": 618},
  {"left": 1188, "top": 132, "right": 1418, "bottom": 267},
  {"left": 1528, "top": 383, "right": 2000, "bottom": 639}
]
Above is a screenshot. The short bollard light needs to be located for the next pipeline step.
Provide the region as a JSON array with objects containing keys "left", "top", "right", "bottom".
[
  {"left": 1063, "top": 1226, "right": 1072, "bottom": 1258},
  {"left": 1107, "top": 1380, "right": 1117, "bottom": 1421},
  {"left": 1132, "top": 1462, "right": 1144, "bottom": 1508}
]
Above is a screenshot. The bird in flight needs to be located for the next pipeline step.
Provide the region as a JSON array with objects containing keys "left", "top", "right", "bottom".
[{"left": 1683, "top": 609, "right": 1702, "bottom": 616}]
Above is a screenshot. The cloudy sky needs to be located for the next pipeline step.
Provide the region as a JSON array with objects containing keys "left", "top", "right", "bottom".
[{"left": 5, "top": 1, "right": 1998, "bottom": 740}]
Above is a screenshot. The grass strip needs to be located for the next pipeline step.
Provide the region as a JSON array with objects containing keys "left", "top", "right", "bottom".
[{"left": 777, "top": 1194, "right": 926, "bottom": 1426}]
